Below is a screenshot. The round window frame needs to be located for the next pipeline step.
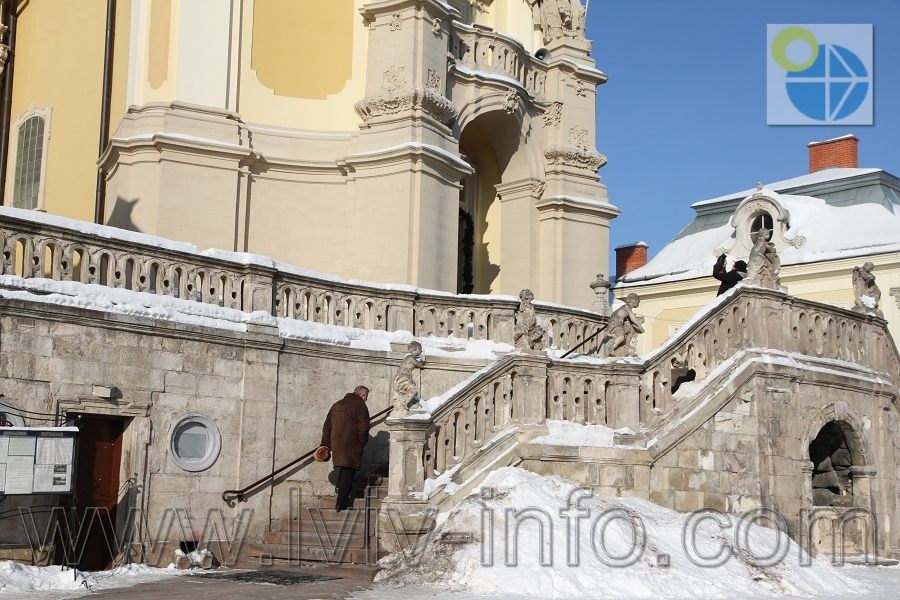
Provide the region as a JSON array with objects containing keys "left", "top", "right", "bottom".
[{"left": 169, "top": 414, "right": 221, "bottom": 472}]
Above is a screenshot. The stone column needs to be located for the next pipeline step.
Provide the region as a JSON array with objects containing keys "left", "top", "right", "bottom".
[
  {"left": 850, "top": 465, "right": 877, "bottom": 506},
  {"left": 384, "top": 416, "right": 431, "bottom": 507},
  {"left": 606, "top": 373, "right": 642, "bottom": 434},
  {"left": 800, "top": 460, "right": 815, "bottom": 509}
]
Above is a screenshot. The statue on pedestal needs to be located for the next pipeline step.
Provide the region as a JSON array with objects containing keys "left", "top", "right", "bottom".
[
  {"left": 533, "top": 0, "right": 587, "bottom": 45},
  {"left": 514, "top": 289, "right": 545, "bottom": 351},
  {"left": 852, "top": 262, "right": 884, "bottom": 317},
  {"left": 392, "top": 341, "right": 426, "bottom": 416},
  {"left": 746, "top": 227, "right": 783, "bottom": 290},
  {"left": 604, "top": 293, "right": 644, "bottom": 357}
]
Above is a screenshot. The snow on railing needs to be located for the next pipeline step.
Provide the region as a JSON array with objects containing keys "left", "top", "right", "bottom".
[{"left": 0, "top": 206, "right": 606, "bottom": 346}]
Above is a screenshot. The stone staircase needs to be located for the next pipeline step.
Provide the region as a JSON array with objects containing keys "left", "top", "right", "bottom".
[{"left": 247, "top": 477, "right": 390, "bottom": 566}]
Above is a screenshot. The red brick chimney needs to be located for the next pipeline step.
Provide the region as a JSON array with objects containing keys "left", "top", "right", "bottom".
[
  {"left": 808, "top": 135, "right": 858, "bottom": 173},
  {"left": 615, "top": 242, "right": 648, "bottom": 281}
]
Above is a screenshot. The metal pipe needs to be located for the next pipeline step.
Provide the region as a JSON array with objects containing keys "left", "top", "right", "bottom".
[
  {"left": 94, "top": 0, "right": 116, "bottom": 224},
  {"left": 0, "top": 1, "right": 19, "bottom": 206}
]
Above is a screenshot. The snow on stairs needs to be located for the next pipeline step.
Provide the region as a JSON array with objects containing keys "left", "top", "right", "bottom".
[{"left": 247, "top": 481, "right": 390, "bottom": 567}]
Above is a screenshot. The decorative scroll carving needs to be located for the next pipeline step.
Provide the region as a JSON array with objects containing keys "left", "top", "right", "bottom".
[
  {"left": 390, "top": 12, "right": 402, "bottom": 31},
  {"left": 543, "top": 102, "right": 563, "bottom": 127},
  {"left": 602, "top": 292, "right": 644, "bottom": 357},
  {"left": 544, "top": 145, "right": 607, "bottom": 171},
  {"left": 426, "top": 69, "right": 441, "bottom": 92},
  {"left": 514, "top": 289, "right": 545, "bottom": 351},
  {"left": 383, "top": 66, "right": 406, "bottom": 89},
  {"left": 891, "top": 288, "right": 900, "bottom": 310},
  {"left": 535, "top": 0, "right": 587, "bottom": 45},
  {"left": 574, "top": 79, "right": 586, "bottom": 96},
  {"left": 393, "top": 341, "right": 426, "bottom": 416},
  {"left": 356, "top": 68, "right": 457, "bottom": 124},
  {"left": 746, "top": 227, "right": 783, "bottom": 290},
  {"left": 590, "top": 273, "right": 612, "bottom": 317},
  {"left": 852, "top": 262, "right": 883, "bottom": 318},
  {"left": 503, "top": 89, "right": 520, "bottom": 114}
]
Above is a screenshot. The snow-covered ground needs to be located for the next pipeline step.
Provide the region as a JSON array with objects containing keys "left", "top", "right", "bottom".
[
  {"left": 0, "top": 562, "right": 183, "bottom": 598},
  {"left": 373, "top": 468, "right": 894, "bottom": 599}
]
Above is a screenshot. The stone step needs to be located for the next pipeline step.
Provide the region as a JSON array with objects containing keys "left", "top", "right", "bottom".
[
  {"left": 247, "top": 543, "right": 388, "bottom": 565},
  {"left": 317, "top": 495, "right": 384, "bottom": 510},
  {"left": 265, "top": 530, "right": 371, "bottom": 548},
  {"left": 226, "top": 558, "right": 383, "bottom": 581},
  {"left": 281, "top": 509, "right": 378, "bottom": 530}
]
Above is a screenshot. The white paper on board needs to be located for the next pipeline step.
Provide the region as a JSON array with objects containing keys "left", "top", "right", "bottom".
[{"left": 5, "top": 455, "right": 34, "bottom": 494}]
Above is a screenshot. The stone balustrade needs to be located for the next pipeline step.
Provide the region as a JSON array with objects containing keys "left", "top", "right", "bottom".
[
  {"left": 389, "top": 286, "right": 899, "bottom": 503},
  {"left": 449, "top": 22, "right": 547, "bottom": 99},
  {"left": 0, "top": 209, "right": 606, "bottom": 347}
]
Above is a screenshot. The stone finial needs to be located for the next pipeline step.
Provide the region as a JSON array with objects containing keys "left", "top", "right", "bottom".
[
  {"left": 746, "top": 227, "right": 784, "bottom": 291},
  {"left": 392, "top": 341, "right": 426, "bottom": 416},
  {"left": 756, "top": 182, "right": 763, "bottom": 191},
  {"left": 589, "top": 273, "right": 612, "bottom": 316},
  {"left": 513, "top": 289, "right": 545, "bottom": 351},
  {"left": 852, "top": 262, "right": 884, "bottom": 318},
  {"left": 601, "top": 292, "right": 644, "bottom": 357}
]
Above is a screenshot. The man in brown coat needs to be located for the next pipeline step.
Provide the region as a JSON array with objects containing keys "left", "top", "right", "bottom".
[{"left": 320, "top": 385, "right": 370, "bottom": 511}]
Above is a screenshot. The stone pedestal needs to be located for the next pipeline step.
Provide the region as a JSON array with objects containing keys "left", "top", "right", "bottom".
[{"left": 384, "top": 416, "right": 431, "bottom": 505}]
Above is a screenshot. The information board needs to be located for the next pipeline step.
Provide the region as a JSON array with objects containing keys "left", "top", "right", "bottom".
[{"left": 0, "top": 427, "right": 78, "bottom": 495}]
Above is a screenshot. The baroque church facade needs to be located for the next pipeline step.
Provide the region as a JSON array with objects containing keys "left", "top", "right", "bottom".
[{"left": 1, "top": 0, "right": 616, "bottom": 309}]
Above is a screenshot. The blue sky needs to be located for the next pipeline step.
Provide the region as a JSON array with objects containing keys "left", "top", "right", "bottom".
[{"left": 586, "top": 1, "right": 900, "bottom": 275}]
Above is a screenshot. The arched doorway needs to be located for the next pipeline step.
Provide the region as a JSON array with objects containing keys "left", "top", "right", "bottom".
[{"left": 809, "top": 421, "right": 856, "bottom": 507}]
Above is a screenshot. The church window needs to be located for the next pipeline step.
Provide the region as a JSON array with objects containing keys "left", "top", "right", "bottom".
[
  {"left": 8, "top": 105, "right": 52, "bottom": 211},
  {"left": 749, "top": 212, "right": 773, "bottom": 243}
]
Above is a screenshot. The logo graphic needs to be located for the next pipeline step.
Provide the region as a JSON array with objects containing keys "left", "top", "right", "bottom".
[{"left": 767, "top": 25, "right": 873, "bottom": 125}]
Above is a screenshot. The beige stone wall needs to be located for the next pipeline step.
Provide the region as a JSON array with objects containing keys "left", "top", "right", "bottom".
[{"left": 0, "top": 299, "right": 484, "bottom": 554}]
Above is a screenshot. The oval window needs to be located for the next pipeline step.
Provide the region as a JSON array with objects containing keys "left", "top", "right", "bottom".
[
  {"left": 169, "top": 414, "right": 221, "bottom": 472},
  {"left": 750, "top": 213, "right": 774, "bottom": 243}
]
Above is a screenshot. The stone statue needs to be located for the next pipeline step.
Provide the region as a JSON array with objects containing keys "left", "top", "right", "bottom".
[
  {"left": 590, "top": 273, "right": 612, "bottom": 317},
  {"left": 534, "top": 0, "right": 586, "bottom": 45},
  {"left": 514, "top": 289, "right": 545, "bottom": 351},
  {"left": 392, "top": 341, "right": 426, "bottom": 415},
  {"left": 746, "top": 227, "right": 782, "bottom": 290},
  {"left": 852, "top": 262, "right": 883, "bottom": 317},
  {"left": 604, "top": 293, "right": 644, "bottom": 358}
]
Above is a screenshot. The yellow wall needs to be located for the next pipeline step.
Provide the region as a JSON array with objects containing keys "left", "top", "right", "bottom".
[
  {"left": 7, "top": 0, "right": 131, "bottom": 222},
  {"left": 614, "top": 253, "right": 900, "bottom": 355}
]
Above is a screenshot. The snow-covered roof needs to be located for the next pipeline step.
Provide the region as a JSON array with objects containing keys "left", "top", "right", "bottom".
[
  {"left": 617, "top": 189, "right": 900, "bottom": 287},
  {"left": 691, "top": 168, "right": 884, "bottom": 209}
]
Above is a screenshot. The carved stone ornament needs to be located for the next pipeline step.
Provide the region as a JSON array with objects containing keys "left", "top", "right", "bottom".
[
  {"left": 514, "top": 289, "right": 545, "bottom": 351},
  {"left": 392, "top": 341, "right": 426, "bottom": 416},
  {"left": 432, "top": 17, "right": 442, "bottom": 35},
  {"left": 589, "top": 273, "right": 612, "bottom": 317},
  {"left": 568, "top": 126, "right": 589, "bottom": 149},
  {"left": 890, "top": 287, "right": 900, "bottom": 310},
  {"left": 543, "top": 102, "right": 563, "bottom": 127},
  {"left": 390, "top": 12, "right": 403, "bottom": 31},
  {"left": 852, "top": 262, "right": 884, "bottom": 318},
  {"left": 356, "top": 66, "right": 457, "bottom": 124},
  {"left": 426, "top": 69, "right": 441, "bottom": 92},
  {"left": 601, "top": 292, "right": 643, "bottom": 357},
  {"left": 503, "top": 89, "right": 520, "bottom": 114},
  {"left": 531, "top": 180, "right": 546, "bottom": 198},
  {"left": 535, "top": 0, "right": 587, "bottom": 45},
  {"left": 355, "top": 87, "right": 458, "bottom": 124},
  {"left": 544, "top": 145, "right": 607, "bottom": 171},
  {"left": 574, "top": 78, "right": 586, "bottom": 96}
]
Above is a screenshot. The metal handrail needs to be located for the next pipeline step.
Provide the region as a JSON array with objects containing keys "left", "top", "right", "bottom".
[
  {"left": 559, "top": 326, "right": 607, "bottom": 359},
  {"left": 222, "top": 406, "right": 393, "bottom": 503}
]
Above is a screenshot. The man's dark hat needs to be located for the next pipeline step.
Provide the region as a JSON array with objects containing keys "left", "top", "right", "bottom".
[{"left": 734, "top": 260, "right": 748, "bottom": 272}]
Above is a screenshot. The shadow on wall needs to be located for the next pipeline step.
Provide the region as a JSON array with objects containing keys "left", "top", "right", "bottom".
[{"left": 106, "top": 197, "right": 142, "bottom": 232}]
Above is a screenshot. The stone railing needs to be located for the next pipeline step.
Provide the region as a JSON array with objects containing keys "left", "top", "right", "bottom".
[
  {"left": 0, "top": 209, "right": 606, "bottom": 346},
  {"left": 385, "top": 286, "right": 899, "bottom": 508},
  {"left": 449, "top": 22, "right": 547, "bottom": 98}
]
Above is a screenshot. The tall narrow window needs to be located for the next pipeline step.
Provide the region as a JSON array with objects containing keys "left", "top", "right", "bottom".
[
  {"left": 13, "top": 117, "right": 44, "bottom": 209},
  {"left": 7, "top": 105, "right": 52, "bottom": 211}
]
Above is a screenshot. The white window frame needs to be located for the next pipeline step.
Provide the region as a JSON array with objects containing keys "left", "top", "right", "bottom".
[{"left": 6, "top": 104, "right": 52, "bottom": 211}]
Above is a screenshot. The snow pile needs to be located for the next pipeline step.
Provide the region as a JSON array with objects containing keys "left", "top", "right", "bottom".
[
  {"left": 376, "top": 468, "right": 861, "bottom": 599},
  {"left": 0, "top": 561, "right": 179, "bottom": 594},
  {"left": 531, "top": 419, "right": 620, "bottom": 448}
]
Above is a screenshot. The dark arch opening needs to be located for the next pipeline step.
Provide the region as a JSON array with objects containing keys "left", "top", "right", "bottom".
[{"left": 809, "top": 421, "right": 854, "bottom": 507}]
